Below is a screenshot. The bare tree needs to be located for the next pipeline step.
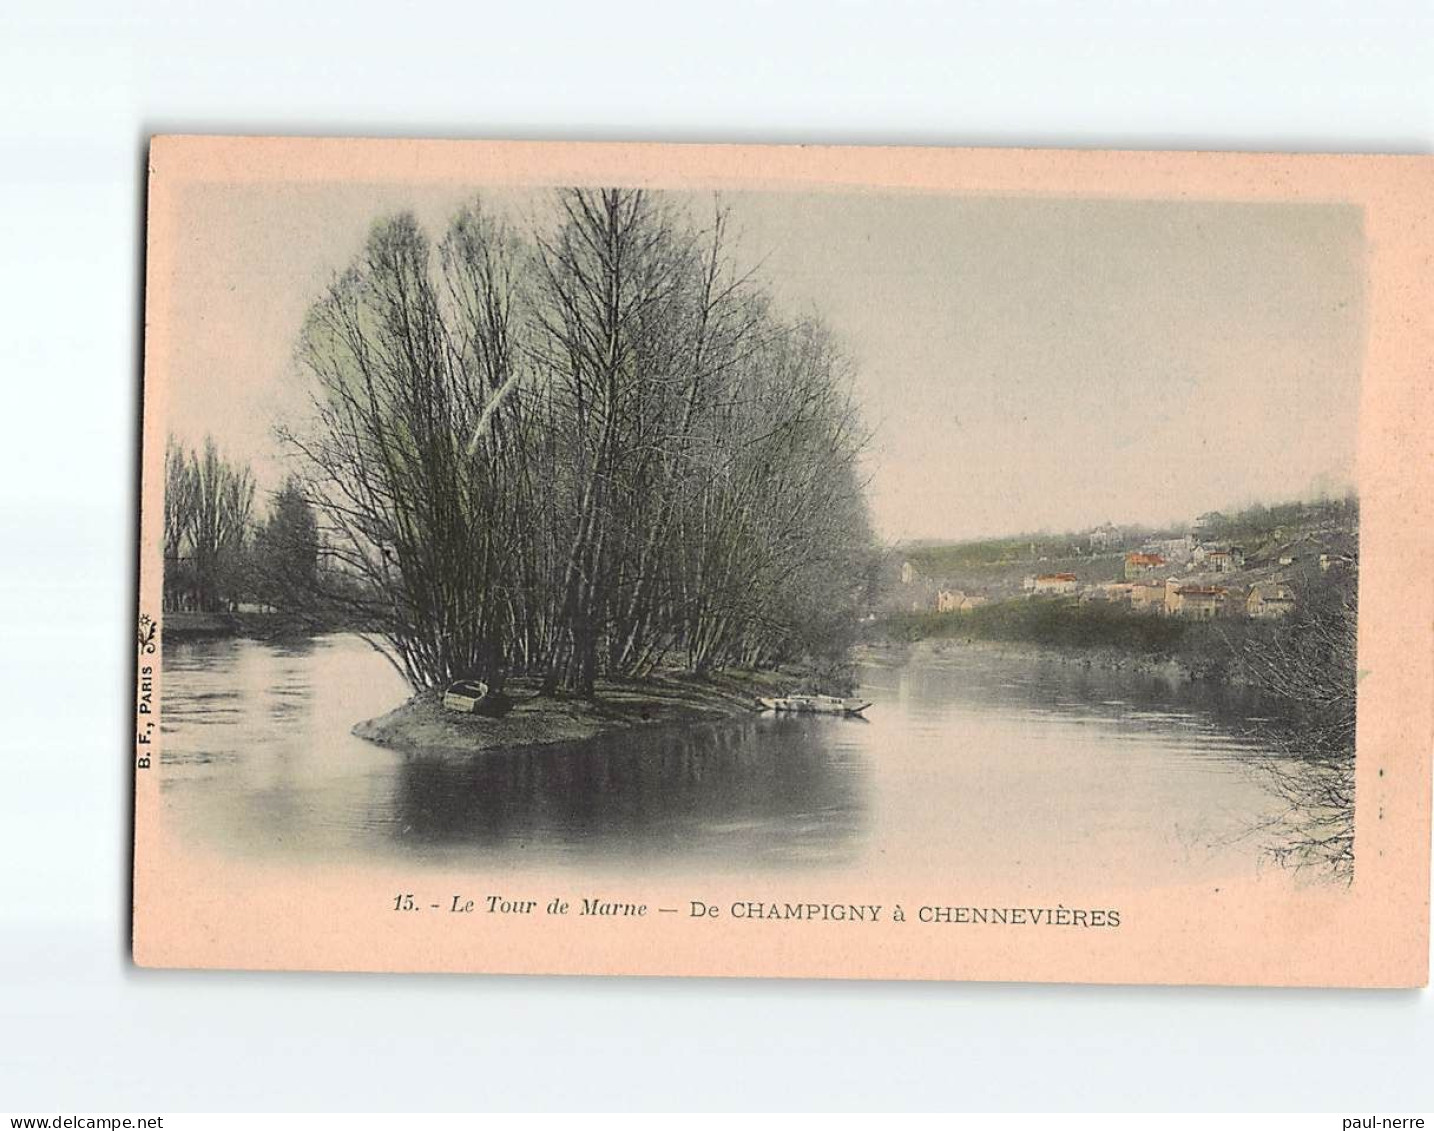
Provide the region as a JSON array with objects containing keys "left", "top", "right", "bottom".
[
  {"left": 286, "top": 190, "right": 877, "bottom": 698},
  {"left": 1239, "top": 563, "right": 1359, "bottom": 880},
  {"left": 289, "top": 207, "right": 529, "bottom": 689},
  {"left": 162, "top": 435, "right": 254, "bottom": 613}
]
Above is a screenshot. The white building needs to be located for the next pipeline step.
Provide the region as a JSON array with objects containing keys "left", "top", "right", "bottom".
[{"left": 1032, "top": 573, "right": 1079, "bottom": 596}]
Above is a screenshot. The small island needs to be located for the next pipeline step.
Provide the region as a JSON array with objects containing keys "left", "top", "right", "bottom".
[
  {"left": 163, "top": 191, "right": 877, "bottom": 761},
  {"left": 352, "top": 667, "right": 793, "bottom": 760}
]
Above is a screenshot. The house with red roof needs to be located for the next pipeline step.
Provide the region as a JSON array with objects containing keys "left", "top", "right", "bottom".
[{"left": 1124, "top": 551, "right": 1167, "bottom": 581}]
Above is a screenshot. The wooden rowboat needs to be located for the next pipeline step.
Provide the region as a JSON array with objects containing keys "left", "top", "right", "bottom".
[
  {"left": 442, "top": 679, "right": 490, "bottom": 714},
  {"left": 758, "top": 694, "right": 871, "bottom": 716}
]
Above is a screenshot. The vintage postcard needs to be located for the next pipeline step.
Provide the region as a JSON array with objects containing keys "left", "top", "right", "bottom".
[{"left": 134, "top": 137, "right": 1432, "bottom": 985}]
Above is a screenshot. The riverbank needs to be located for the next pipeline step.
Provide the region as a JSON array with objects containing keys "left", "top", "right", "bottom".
[
  {"left": 866, "top": 602, "right": 1274, "bottom": 686},
  {"left": 163, "top": 610, "right": 363, "bottom": 642},
  {"left": 353, "top": 667, "right": 797, "bottom": 759},
  {"left": 856, "top": 635, "right": 1199, "bottom": 685}
]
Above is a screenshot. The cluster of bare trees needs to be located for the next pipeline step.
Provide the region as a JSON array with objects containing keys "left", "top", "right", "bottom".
[
  {"left": 163, "top": 437, "right": 255, "bottom": 612},
  {"left": 164, "top": 438, "right": 320, "bottom": 616},
  {"left": 287, "top": 189, "right": 875, "bottom": 694},
  {"left": 1239, "top": 563, "right": 1358, "bottom": 880}
]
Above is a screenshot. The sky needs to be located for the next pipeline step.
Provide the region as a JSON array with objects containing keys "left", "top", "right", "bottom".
[{"left": 161, "top": 182, "right": 1366, "bottom": 544}]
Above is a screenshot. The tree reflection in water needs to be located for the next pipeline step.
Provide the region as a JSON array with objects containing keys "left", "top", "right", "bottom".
[
  {"left": 389, "top": 716, "right": 869, "bottom": 867},
  {"left": 1236, "top": 572, "right": 1358, "bottom": 883},
  {"left": 1243, "top": 746, "right": 1354, "bottom": 882}
]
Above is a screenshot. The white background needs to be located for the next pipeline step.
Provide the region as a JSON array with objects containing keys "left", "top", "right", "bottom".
[{"left": 1, "top": 0, "right": 1431, "bottom": 1113}]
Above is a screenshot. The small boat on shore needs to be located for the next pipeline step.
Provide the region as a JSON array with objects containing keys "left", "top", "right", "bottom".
[
  {"left": 758, "top": 694, "right": 871, "bottom": 716},
  {"left": 442, "top": 679, "right": 490, "bottom": 714}
]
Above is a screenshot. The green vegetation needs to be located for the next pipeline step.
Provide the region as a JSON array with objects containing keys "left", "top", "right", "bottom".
[
  {"left": 880, "top": 600, "right": 1189, "bottom": 653},
  {"left": 875, "top": 557, "right": 1357, "bottom": 697},
  {"left": 249, "top": 476, "right": 320, "bottom": 614}
]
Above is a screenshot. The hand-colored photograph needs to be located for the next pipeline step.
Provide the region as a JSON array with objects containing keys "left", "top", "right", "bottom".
[{"left": 133, "top": 139, "right": 1432, "bottom": 986}]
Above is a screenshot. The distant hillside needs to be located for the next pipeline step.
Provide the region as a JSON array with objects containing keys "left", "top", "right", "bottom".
[
  {"left": 888, "top": 495, "right": 1358, "bottom": 604},
  {"left": 901, "top": 535, "right": 1089, "bottom": 573}
]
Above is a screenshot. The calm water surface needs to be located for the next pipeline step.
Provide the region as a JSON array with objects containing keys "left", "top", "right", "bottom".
[{"left": 160, "top": 634, "right": 1312, "bottom": 884}]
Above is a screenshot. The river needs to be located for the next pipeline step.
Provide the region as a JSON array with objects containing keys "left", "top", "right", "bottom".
[{"left": 159, "top": 633, "right": 1324, "bottom": 885}]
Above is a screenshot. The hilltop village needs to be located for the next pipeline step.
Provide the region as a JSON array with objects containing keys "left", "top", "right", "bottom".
[{"left": 891, "top": 498, "right": 1357, "bottom": 624}]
